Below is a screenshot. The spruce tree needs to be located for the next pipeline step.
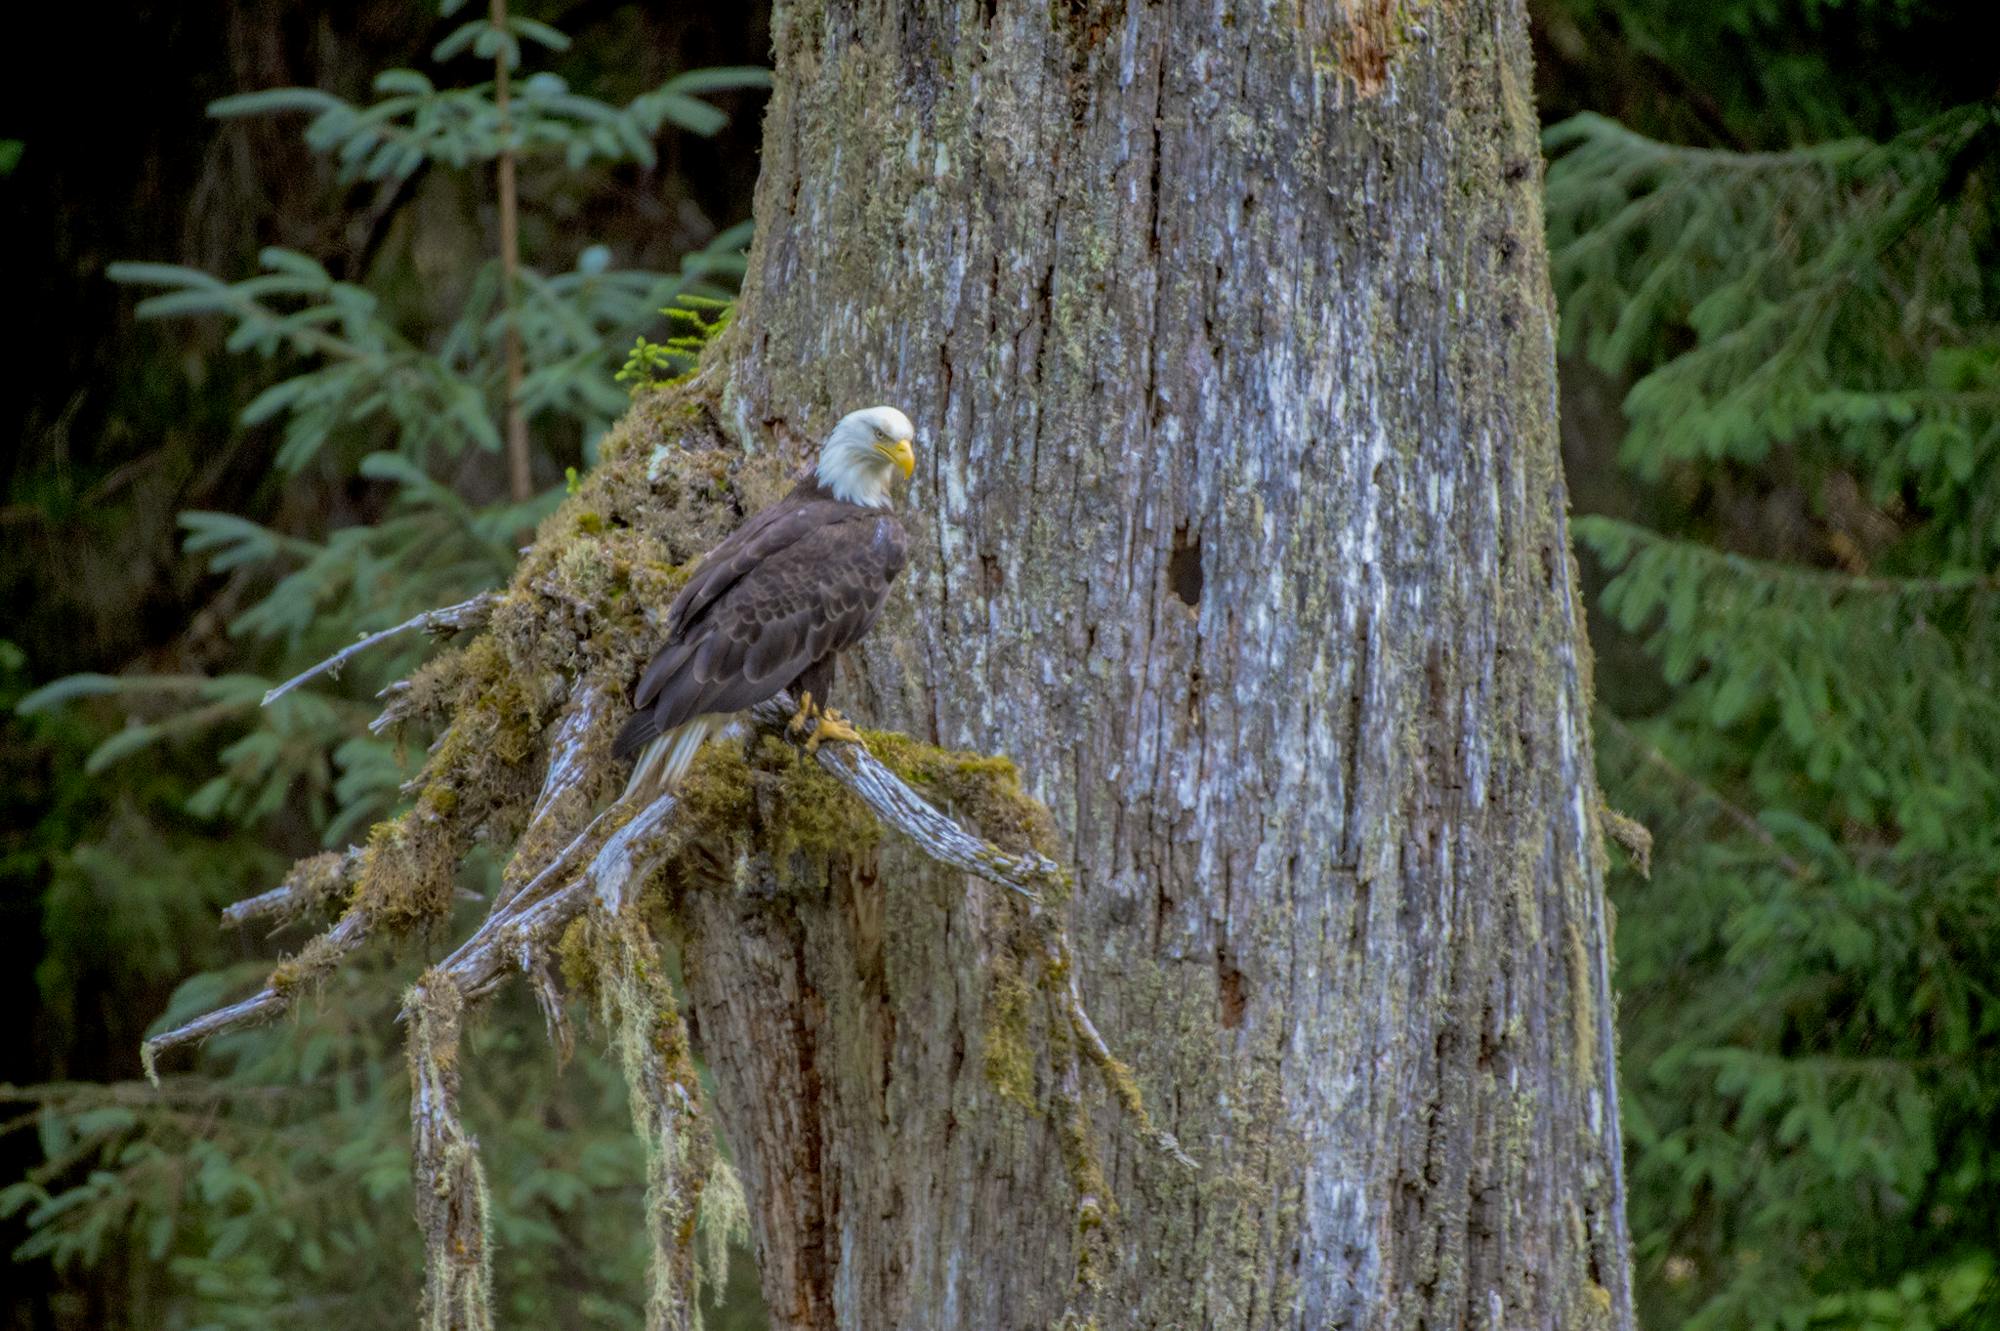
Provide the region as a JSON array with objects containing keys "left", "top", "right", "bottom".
[{"left": 1549, "top": 93, "right": 2000, "bottom": 1331}]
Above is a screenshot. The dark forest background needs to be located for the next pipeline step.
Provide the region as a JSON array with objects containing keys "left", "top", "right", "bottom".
[{"left": 2, "top": 2, "right": 1995, "bottom": 1327}]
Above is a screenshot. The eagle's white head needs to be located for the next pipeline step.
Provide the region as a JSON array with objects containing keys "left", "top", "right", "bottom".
[{"left": 816, "top": 405, "right": 916, "bottom": 508}]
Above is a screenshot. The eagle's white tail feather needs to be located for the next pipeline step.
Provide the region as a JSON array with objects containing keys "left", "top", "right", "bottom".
[{"left": 624, "top": 714, "right": 728, "bottom": 801}]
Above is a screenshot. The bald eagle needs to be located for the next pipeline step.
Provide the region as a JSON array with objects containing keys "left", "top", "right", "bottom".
[{"left": 613, "top": 406, "right": 916, "bottom": 800}]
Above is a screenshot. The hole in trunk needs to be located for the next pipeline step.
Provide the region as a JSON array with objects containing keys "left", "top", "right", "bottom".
[
  {"left": 1168, "top": 525, "right": 1203, "bottom": 607},
  {"left": 1218, "top": 950, "right": 1247, "bottom": 1029}
]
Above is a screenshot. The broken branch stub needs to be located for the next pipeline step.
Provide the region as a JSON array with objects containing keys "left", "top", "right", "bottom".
[{"left": 746, "top": 692, "right": 1059, "bottom": 902}]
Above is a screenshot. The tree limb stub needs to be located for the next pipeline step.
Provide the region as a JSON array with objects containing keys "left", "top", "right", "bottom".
[
  {"left": 141, "top": 912, "right": 370, "bottom": 1084},
  {"left": 220, "top": 845, "right": 365, "bottom": 930},
  {"left": 745, "top": 694, "right": 1057, "bottom": 901},
  {"left": 261, "top": 592, "right": 497, "bottom": 707}
]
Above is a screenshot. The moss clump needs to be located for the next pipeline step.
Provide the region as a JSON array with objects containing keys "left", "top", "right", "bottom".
[
  {"left": 391, "top": 638, "right": 485, "bottom": 733},
  {"left": 274, "top": 849, "right": 356, "bottom": 921},
  {"left": 1598, "top": 801, "right": 1652, "bottom": 879},
  {"left": 865, "top": 731, "right": 1060, "bottom": 862},
  {"left": 667, "top": 735, "right": 885, "bottom": 886},
  {"left": 674, "top": 740, "right": 756, "bottom": 834},
  {"left": 266, "top": 926, "right": 353, "bottom": 995},
  {"left": 407, "top": 636, "right": 545, "bottom": 787},
  {"left": 755, "top": 737, "right": 881, "bottom": 864},
  {"left": 557, "top": 915, "right": 600, "bottom": 999},
  {"left": 983, "top": 955, "right": 1039, "bottom": 1111},
  {"left": 346, "top": 811, "right": 461, "bottom": 933}
]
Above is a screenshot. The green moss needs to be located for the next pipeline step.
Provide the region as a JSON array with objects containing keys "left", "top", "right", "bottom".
[
  {"left": 674, "top": 741, "right": 756, "bottom": 836},
  {"left": 758, "top": 737, "right": 881, "bottom": 864},
  {"left": 345, "top": 811, "right": 457, "bottom": 932},
  {"left": 983, "top": 958, "right": 1039, "bottom": 1111},
  {"left": 266, "top": 927, "right": 352, "bottom": 995},
  {"left": 669, "top": 735, "right": 888, "bottom": 884},
  {"left": 557, "top": 916, "right": 599, "bottom": 999},
  {"left": 1598, "top": 801, "right": 1652, "bottom": 879},
  {"left": 865, "top": 730, "right": 1060, "bottom": 864},
  {"left": 278, "top": 849, "right": 355, "bottom": 919}
]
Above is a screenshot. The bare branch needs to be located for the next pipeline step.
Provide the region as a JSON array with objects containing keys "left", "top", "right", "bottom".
[
  {"left": 263, "top": 592, "right": 497, "bottom": 707},
  {"left": 142, "top": 913, "right": 370, "bottom": 1082},
  {"left": 482, "top": 679, "right": 613, "bottom": 919},
  {"left": 219, "top": 883, "right": 308, "bottom": 930},
  {"left": 530, "top": 682, "right": 609, "bottom": 827},
  {"left": 526, "top": 956, "right": 574, "bottom": 1067}
]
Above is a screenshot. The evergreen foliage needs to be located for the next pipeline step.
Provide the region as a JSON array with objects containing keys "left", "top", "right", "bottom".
[
  {"left": 3, "top": 4, "right": 764, "bottom": 1324},
  {"left": 1549, "top": 95, "right": 2000, "bottom": 1330}
]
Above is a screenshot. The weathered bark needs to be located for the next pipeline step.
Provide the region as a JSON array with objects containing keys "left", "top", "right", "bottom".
[{"left": 680, "top": 1, "right": 1635, "bottom": 1328}]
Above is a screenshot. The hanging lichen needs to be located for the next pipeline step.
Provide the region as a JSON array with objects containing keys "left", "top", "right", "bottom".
[
  {"left": 406, "top": 972, "right": 496, "bottom": 1331},
  {"left": 591, "top": 907, "right": 711, "bottom": 1330}
]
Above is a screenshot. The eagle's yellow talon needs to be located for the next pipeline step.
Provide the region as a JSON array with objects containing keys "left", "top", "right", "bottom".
[
  {"left": 788, "top": 691, "right": 816, "bottom": 738},
  {"left": 804, "top": 708, "right": 864, "bottom": 753}
]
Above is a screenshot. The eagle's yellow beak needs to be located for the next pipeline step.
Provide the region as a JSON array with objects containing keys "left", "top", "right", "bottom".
[{"left": 879, "top": 437, "right": 915, "bottom": 479}]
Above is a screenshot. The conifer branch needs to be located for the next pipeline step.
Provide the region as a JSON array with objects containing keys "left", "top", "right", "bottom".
[{"left": 1586, "top": 516, "right": 2000, "bottom": 599}]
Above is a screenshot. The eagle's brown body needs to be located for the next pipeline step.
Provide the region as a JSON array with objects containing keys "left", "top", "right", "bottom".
[{"left": 612, "top": 473, "right": 908, "bottom": 796}]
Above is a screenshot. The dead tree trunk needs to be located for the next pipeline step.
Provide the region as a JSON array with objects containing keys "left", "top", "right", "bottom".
[{"left": 683, "top": 1, "right": 1635, "bottom": 1327}]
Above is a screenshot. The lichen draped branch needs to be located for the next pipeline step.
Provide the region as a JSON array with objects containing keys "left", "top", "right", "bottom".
[{"left": 406, "top": 974, "right": 495, "bottom": 1331}]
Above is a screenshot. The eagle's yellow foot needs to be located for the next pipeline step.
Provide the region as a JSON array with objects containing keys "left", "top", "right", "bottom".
[
  {"left": 787, "top": 691, "right": 817, "bottom": 739},
  {"left": 804, "top": 707, "right": 863, "bottom": 754}
]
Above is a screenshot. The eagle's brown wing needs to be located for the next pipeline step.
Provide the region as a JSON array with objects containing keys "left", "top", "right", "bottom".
[
  {"left": 654, "top": 490, "right": 831, "bottom": 646},
  {"left": 612, "top": 506, "right": 906, "bottom": 759}
]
